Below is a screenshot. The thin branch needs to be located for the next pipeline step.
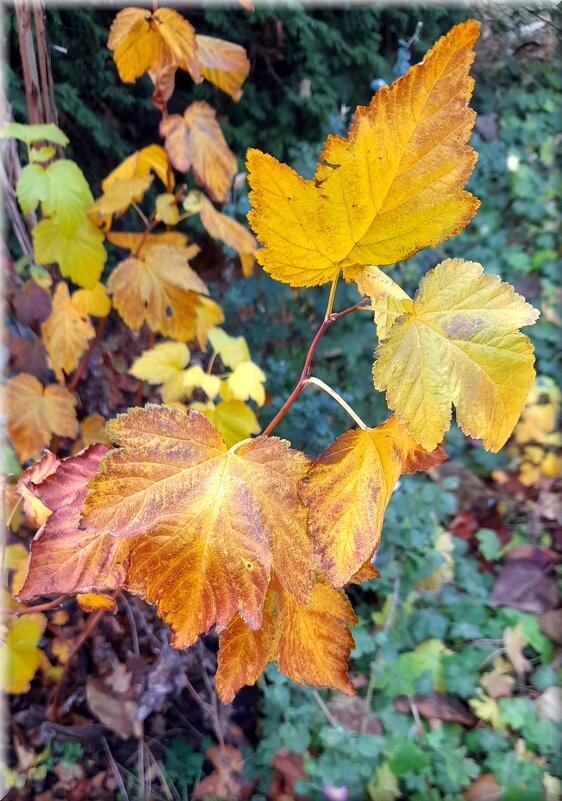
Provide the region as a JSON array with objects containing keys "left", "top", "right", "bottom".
[{"left": 2, "top": 594, "right": 68, "bottom": 617}]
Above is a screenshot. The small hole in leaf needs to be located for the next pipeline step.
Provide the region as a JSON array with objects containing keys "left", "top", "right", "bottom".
[{"left": 165, "top": 306, "right": 173, "bottom": 317}]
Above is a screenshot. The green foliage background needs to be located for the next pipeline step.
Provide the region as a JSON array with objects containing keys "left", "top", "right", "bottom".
[{"left": 6, "top": 5, "right": 561, "bottom": 800}]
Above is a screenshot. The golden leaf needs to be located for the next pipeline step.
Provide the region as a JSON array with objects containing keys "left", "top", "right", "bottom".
[
  {"left": 102, "top": 144, "right": 174, "bottom": 194},
  {"left": 208, "top": 327, "right": 250, "bottom": 370},
  {"left": 227, "top": 361, "right": 266, "bottom": 406},
  {"left": 301, "top": 415, "right": 446, "bottom": 586},
  {"left": 203, "top": 400, "right": 260, "bottom": 449},
  {"left": 160, "top": 101, "right": 237, "bottom": 203},
  {"left": 0, "top": 614, "right": 47, "bottom": 694},
  {"left": 6, "top": 374, "right": 78, "bottom": 462},
  {"left": 41, "top": 283, "right": 95, "bottom": 380},
  {"left": 89, "top": 175, "right": 154, "bottom": 219},
  {"left": 195, "top": 34, "right": 250, "bottom": 101},
  {"left": 247, "top": 20, "right": 480, "bottom": 287},
  {"left": 216, "top": 576, "right": 356, "bottom": 702},
  {"left": 72, "top": 283, "right": 112, "bottom": 318},
  {"left": 373, "top": 259, "right": 539, "bottom": 452},
  {"left": 81, "top": 406, "right": 312, "bottom": 647},
  {"left": 33, "top": 216, "right": 107, "bottom": 289},
  {"left": 155, "top": 193, "right": 180, "bottom": 225},
  {"left": 16, "top": 451, "right": 60, "bottom": 527}
]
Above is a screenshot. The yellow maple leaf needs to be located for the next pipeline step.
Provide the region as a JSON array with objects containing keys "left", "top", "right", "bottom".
[
  {"left": 247, "top": 20, "right": 480, "bottom": 288},
  {"left": 107, "top": 243, "right": 218, "bottom": 341},
  {"left": 89, "top": 174, "right": 154, "bottom": 219},
  {"left": 108, "top": 7, "right": 201, "bottom": 85},
  {"left": 373, "top": 259, "right": 539, "bottom": 452},
  {"left": 300, "top": 415, "right": 446, "bottom": 587},
  {"left": 216, "top": 576, "right": 356, "bottom": 702},
  {"left": 105, "top": 229, "right": 197, "bottom": 258},
  {"left": 33, "top": 216, "right": 107, "bottom": 289},
  {"left": 227, "top": 361, "right": 266, "bottom": 406},
  {"left": 195, "top": 34, "right": 250, "bottom": 102},
  {"left": 160, "top": 101, "right": 237, "bottom": 203},
  {"left": 355, "top": 267, "right": 413, "bottom": 341},
  {"left": 6, "top": 374, "right": 78, "bottom": 462},
  {"left": 41, "top": 283, "right": 95, "bottom": 380},
  {"left": 72, "top": 283, "right": 112, "bottom": 318},
  {"left": 185, "top": 191, "right": 256, "bottom": 276},
  {"left": 208, "top": 327, "right": 250, "bottom": 370},
  {"left": 155, "top": 193, "right": 180, "bottom": 225},
  {"left": 180, "top": 365, "right": 221, "bottom": 401},
  {"left": 129, "top": 341, "right": 192, "bottom": 403},
  {"left": 0, "top": 613, "right": 47, "bottom": 694},
  {"left": 80, "top": 406, "right": 312, "bottom": 647},
  {"left": 203, "top": 400, "right": 260, "bottom": 449}
]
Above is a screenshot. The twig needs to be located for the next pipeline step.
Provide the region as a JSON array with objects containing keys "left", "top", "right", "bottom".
[
  {"left": 2, "top": 594, "right": 68, "bottom": 617},
  {"left": 120, "top": 593, "right": 140, "bottom": 656},
  {"left": 312, "top": 689, "right": 338, "bottom": 727},
  {"left": 102, "top": 738, "right": 130, "bottom": 801},
  {"left": 262, "top": 295, "right": 368, "bottom": 436}
]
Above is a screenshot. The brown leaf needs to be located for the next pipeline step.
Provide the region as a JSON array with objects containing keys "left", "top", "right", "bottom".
[
  {"left": 192, "top": 745, "right": 247, "bottom": 801},
  {"left": 394, "top": 692, "right": 477, "bottom": 726},
  {"left": 490, "top": 559, "right": 558, "bottom": 614},
  {"left": 463, "top": 773, "right": 502, "bottom": 801},
  {"left": 10, "top": 335, "right": 49, "bottom": 381},
  {"left": 13, "top": 279, "right": 52, "bottom": 326},
  {"left": 86, "top": 677, "right": 142, "bottom": 740},
  {"left": 327, "top": 695, "right": 383, "bottom": 734},
  {"left": 539, "top": 609, "right": 562, "bottom": 645}
]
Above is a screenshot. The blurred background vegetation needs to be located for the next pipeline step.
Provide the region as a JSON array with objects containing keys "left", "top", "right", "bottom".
[{"left": 5, "top": 4, "right": 561, "bottom": 800}]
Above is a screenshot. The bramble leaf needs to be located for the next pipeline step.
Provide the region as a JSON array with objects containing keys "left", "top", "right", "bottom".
[
  {"left": 247, "top": 20, "right": 480, "bottom": 287},
  {"left": 160, "top": 101, "right": 237, "bottom": 203},
  {"left": 41, "top": 283, "right": 95, "bottom": 380},
  {"left": 300, "top": 416, "right": 446, "bottom": 586},
  {"left": 6, "top": 374, "right": 78, "bottom": 462},
  {"left": 216, "top": 576, "right": 356, "bottom": 702},
  {"left": 373, "top": 259, "right": 539, "bottom": 452}
]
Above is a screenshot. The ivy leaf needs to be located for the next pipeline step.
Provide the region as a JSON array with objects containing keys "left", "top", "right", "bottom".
[
  {"left": 247, "top": 20, "right": 480, "bottom": 287},
  {"left": 41, "top": 283, "right": 95, "bottom": 380},
  {"left": 215, "top": 576, "right": 356, "bottom": 702},
  {"left": 300, "top": 416, "right": 446, "bottom": 586},
  {"left": 33, "top": 216, "right": 107, "bottom": 289},
  {"left": 80, "top": 406, "right": 312, "bottom": 647},
  {"left": 160, "top": 101, "right": 237, "bottom": 203},
  {"left": 195, "top": 35, "right": 250, "bottom": 101},
  {"left": 19, "top": 445, "right": 132, "bottom": 601},
  {"left": 184, "top": 191, "right": 256, "bottom": 276},
  {"left": 373, "top": 259, "right": 539, "bottom": 452},
  {"left": 108, "top": 7, "right": 201, "bottom": 85},
  {"left": 6, "top": 374, "right": 78, "bottom": 462},
  {"left": 107, "top": 243, "right": 219, "bottom": 342}
]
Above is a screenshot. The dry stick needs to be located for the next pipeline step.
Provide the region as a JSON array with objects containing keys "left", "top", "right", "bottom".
[
  {"left": 262, "top": 296, "right": 369, "bottom": 437},
  {"left": 15, "top": 1, "right": 44, "bottom": 124}
]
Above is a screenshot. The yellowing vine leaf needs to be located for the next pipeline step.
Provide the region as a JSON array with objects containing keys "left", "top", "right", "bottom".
[
  {"left": 160, "top": 101, "right": 237, "bottom": 203},
  {"left": 33, "top": 216, "right": 107, "bottom": 289},
  {"left": 155, "top": 193, "right": 180, "bottom": 225},
  {"left": 80, "top": 406, "right": 312, "bottom": 647},
  {"left": 89, "top": 175, "right": 154, "bottom": 219},
  {"left": 373, "top": 259, "right": 539, "bottom": 452},
  {"left": 41, "top": 283, "right": 95, "bottom": 380},
  {"left": 130, "top": 341, "right": 191, "bottom": 384},
  {"left": 0, "top": 613, "right": 46, "bottom": 694},
  {"left": 208, "top": 327, "right": 251, "bottom": 370},
  {"left": 355, "top": 267, "right": 412, "bottom": 340},
  {"left": 195, "top": 35, "right": 250, "bottom": 101},
  {"left": 19, "top": 445, "right": 132, "bottom": 601},
  {"left": 300, "top": 416, "right": 446, "bottom": 586},
  {"left": 0, "top": 121, "right": 68, "bottom": 146},
  {"left": 247, "top": 20, "right": 480, "bottom": 287},
  {"left": 72, "top": 283, "right": 112, "bottom": 318},
  {"left": 226, "top": 361, "right": 266, "bottom": 406},
  {"left": 216, "top": 576, "right": 356, "bottom": 702},
  {"left": 105, "top": 230, "right": 196, "bottom": 258},
  {"left": 203, "top": 400, "right": 260, "bottom": 449},
  {"left": 107, "top": 243, "right": 218, "bottom": 341},
  {"left": 16, "top": 160, "right": 93, "bottom": 235},
  {"left": 6, "top": 374, "right": 78, "bottom": 462},
  {"left": 185, "top": 191, "right": 256, "bottom": 276},
  {"left": 108, "top": 7, "right": 201, "bottom": 85}
]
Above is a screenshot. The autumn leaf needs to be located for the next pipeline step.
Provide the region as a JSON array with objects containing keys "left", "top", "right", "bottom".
[
  {"left": 373, "top": 259, "right": 539, "bottom": 452},
  {"left": 155, "top": 193, "right": 180, "bottom": 225},
  {"left": 72, "top": 283, "right": 112, "bottom": 318},
  {"left": 226, "top": 361, "right": 266, "bottom": 405},
  {"left": 208, "top": 327, "right": 250, "bottom": 370},
  {"left": 108, "top": 7, "right": 201, "bottom": 85},
  {"left": 129, "top": 341, "right": 192, "bottom": 403},
  {"left": 79, "top": 414, "right": 112, "bottom": 448},
  {"left": 6, "top": 374, "right": 78, "bottom": 462},
  {"left": 81, "top": 406, "right": 312, "bottom": 647},
  {"left": 89, "top": 175, "right": 154, "bottom": 219},
  {"left": 107, "top": 243, "right": 219, "bottom": 341},
  {"left": 184, "top": 190, "right": 256, "bottom": 276},
  {"left": 0, "top": 614, "right": 47, "bottom": 694},
  {"left": 160, "top": 101, "right": 237, "bottom": 203},
  {"left": 203, "top": 400, "right": 260, "bottom": 449},
  {"left": 300, "top": 415, "right": 446, "bottom": 586},
  {"left": 33, "top": 216, "right": 107, "bottom": 289},
  {"left": 19, "top": 445, "right": 132, "bottom": 601},
  {"left": 247, "top": 20, "right": 480, "bottom": 287},
  {"left": 181, "top": 366, "right": 221, "bottom": 400},
  {"left": 102, "top": 144, "right": 174, "bottom": 194},
  {"left": 16, "top": 450, "right": 60, "bottom": 527},
  {"left": 195, "top": 296, "right": 226, "bottom": 349},
  {"left": 41, "top": 283, "right": 95, "bottom": 380},
  {"left": 105, "top": 229, "right": 196, "bottom": 258},
  {"left": 355, "top": 267, "right": 412, "bottom": 341},
  {"left": 216, "top": 576, "right": 356, "bottom": 703},
  {"left": 3, "top": 543, "right": 30, "bottom": 595},
  {"left": 17, "top": 159, "right": 93, "bottom": 235},
  {"left": 195, "top": 34, "right": 250, "bottom": 101}
]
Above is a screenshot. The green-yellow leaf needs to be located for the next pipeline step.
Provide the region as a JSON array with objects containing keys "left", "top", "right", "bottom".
[
  {"left": 373, "top": 259, "right": 539, "bottom": 452},
  {"left": 227, "top": 361, "right": 266, "bottom": 406},
  {"left": 33, "top": 216, "right": 107, "bottom": 289},
  {"left": 208, "top": 327, "right": 250, "bottom": 370},
  {"left": 204, "top": 399, "right": 260, "bottom": 448},
  {"left": 130, "top": 342, "right": 191, "bottom": 385},
  {"left": 0, "top": 121, "right": 68, "bottom": 146}
]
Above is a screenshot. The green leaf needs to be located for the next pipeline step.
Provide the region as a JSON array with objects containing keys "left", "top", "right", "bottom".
[
  {"left": 16, "top": 164, "right": 51, "bottom": 214},
  {"left": 0, "top": 121, "right": 69, "bottom": 146},
  {"left": 388, "top": 741, "right": 429, "bottom": 775},
  {"left": 41, "top": 160, "right": 94, "bottom": 235},
  {"left": 476, "top": 528, "right": 502, "bottom": 561},
  {"left": 367, "top": 762, "right": 400, "bottom": 801}
]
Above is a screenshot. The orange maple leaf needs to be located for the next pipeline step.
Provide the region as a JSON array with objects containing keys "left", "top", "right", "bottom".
[
  {"left": 247, "top": 20, "right": 480, "bottom": 287},
  {"left": 195, "top": 35, "right": 250, "bottom": 102},
  {"left": 216, "top": 575, "right": 356, "bottom": 703}
]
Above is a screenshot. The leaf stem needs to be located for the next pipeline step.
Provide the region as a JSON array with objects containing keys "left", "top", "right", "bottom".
[
  {"left": 304, "top": 376, "right": 367, "bottom": 429},
  {"left": 262, "top": 295, "right": 368, "bottom": 437},
  {"left": 132, "top": 201, "right": 149, "bottom": 228},
  {"left": 325, "top": 270, "right": 340, "bottom": 320}
]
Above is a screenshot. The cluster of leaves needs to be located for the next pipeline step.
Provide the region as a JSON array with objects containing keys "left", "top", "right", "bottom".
[{"left": 5, "top": 14, "right": 543, "bottom": 708}]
